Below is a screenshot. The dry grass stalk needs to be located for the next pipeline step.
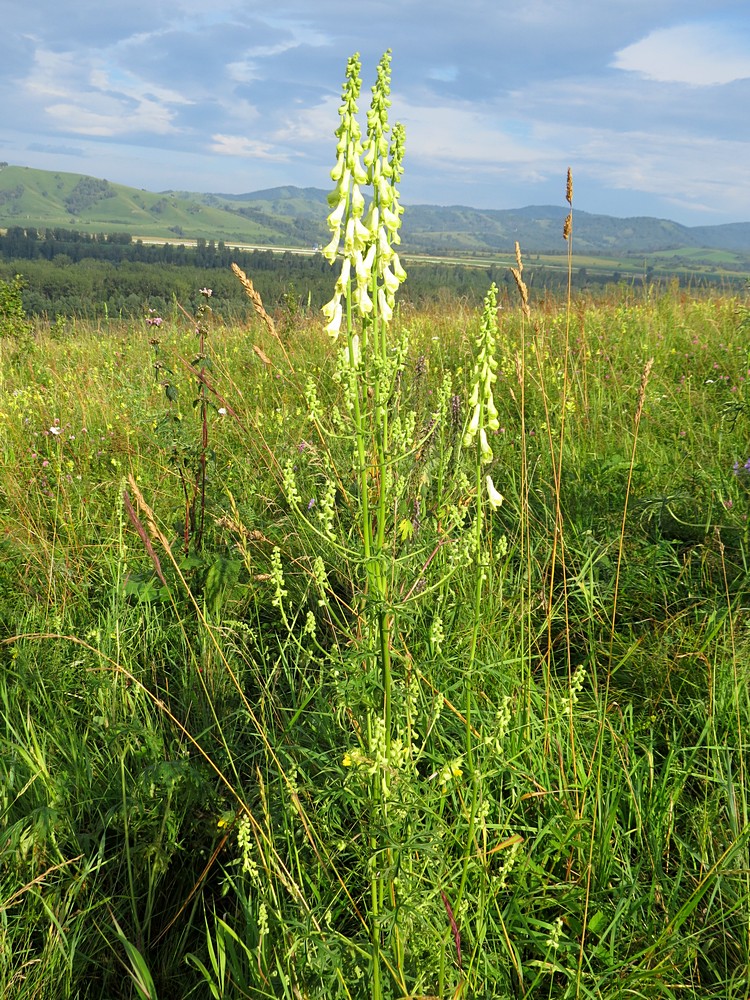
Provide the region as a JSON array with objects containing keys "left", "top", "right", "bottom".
[
  {"left": 232, "top": 263, "right": 277, "bottom": 337},
  {"left": 636, "top": 356, "right": 655, "bottom": 420},
  {"left": 214, "top": 515, "right": 271, "bottom": 546},
  {"left": 563, "top": 167, "right": 573, "bottom": 241},
  {"left": 253, "top": 343, "right": 272, "bottom": 366},
  {"left": 510, "top": 241, "right": 531, "bottom": 319},
  {"left": 123, "top": 481, "right": 169, "bottom": 587},
  {"left": 232, "top": 263, "right": 294, "bottom": 371}
]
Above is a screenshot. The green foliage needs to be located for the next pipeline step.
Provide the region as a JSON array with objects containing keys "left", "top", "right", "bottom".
[
  {"left": 0, "top": 273, "right": 34, "bottom": 355},
  {"left": 64, "top": 177, "right": 117, "bottom": 215},
  {"left": 2, "top": 271, "right": 750, "bottom": 1000}
]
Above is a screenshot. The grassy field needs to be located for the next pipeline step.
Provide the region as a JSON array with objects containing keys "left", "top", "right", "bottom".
[{"left": 1, "top": 271, "right": 750, "bottom": 998}]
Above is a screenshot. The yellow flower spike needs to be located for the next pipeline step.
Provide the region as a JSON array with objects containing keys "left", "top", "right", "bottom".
[{"left": 322, "top": 51, "right": 405, "bottom": 345}]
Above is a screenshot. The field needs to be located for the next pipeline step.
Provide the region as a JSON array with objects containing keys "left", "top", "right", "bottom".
[
  {"left": 2, "top": 269, "right": 750, "bottom": 999},
  {"left": 2, "top": 52, "right": 750, "bottom": 1000}
]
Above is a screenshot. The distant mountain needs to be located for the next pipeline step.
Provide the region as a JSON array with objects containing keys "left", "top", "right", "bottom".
[
  {"left": 2, "top": 163, "right": 750, "bottom": 259},
  {"left": 400, "top": 202, "right": 750, "bottom": 255}
]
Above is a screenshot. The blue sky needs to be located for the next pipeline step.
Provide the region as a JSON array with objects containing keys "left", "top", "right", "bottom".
[{"left": 2, "top": 0, "right": 750, "bottom": 225}]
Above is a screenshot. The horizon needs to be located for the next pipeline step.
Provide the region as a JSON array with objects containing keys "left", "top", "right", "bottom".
[{"left": 5, "top": 162, "right": 750, "bottom": 232}]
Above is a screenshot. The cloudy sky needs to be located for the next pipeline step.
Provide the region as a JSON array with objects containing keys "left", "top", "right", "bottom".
[{"left": 3, "top": 0, "right": 750, "bottom": 225}]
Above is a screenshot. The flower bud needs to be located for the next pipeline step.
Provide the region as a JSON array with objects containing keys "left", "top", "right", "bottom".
[
  {"left": 335, "top": 257, "right": 351, "bottom": 294},
  {"left": 351, "top": 184, "right": 365, "bottom": 217},
  {"left": 479, "top": 428, "right": 493, "bottom": 464},
  {"left": 463, "top": 403, "right": 480, "bottom": 446},
  {"left": 324, "top": 300, "right": 343, "bottom": 339},
  {"left": 391, "top": 253, "right": 407, "bottom": 283},
  {"left": 355, "top": 244, "right": 375, "bottom": 285},
  {"left": 486, "top": 476, "right": 503, "bottom": 510},
  {"left": 354, "top": 284, "right": 373, "bottom": 315},
  {"left": 377, "top": 287, "right": 393, "bottom": 324},
  {"left": 322, "top": 231, "right": 341, "bottom": 262},
  {"left": 330, "top": 152, "right": 346, "bottom": 181},
  {"left": 382, "top": 265, "right": 400, "bottom": 296},
  {"left": 327, "top": 199, "right": 346, "bottom": 229}
]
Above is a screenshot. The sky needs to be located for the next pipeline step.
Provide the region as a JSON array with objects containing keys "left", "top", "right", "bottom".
[{"left": 2, "top": 1, "right": 750, "bottom": 226}]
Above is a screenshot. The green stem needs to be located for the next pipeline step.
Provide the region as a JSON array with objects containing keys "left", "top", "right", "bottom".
[{"left": 457, "top": 418, "right": 486, "bottom": 916}]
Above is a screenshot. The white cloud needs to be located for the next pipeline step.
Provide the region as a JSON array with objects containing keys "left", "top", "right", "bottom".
[
  {"left": 396, "top": 99, "right": 558, "bottom": 176},
  {"left": 45, "top": 98, "right": 180, "bottom": 137},
  {"left": 210, "top": 133, "right": 291, "bottom": 160},
  {"left": 534, "top": 122, "right": 750, "bottom": 217},
  {"left": 613, "top": 22, "right": 750, "bottom": 86},
  {"left": 24, "top": 47, "right": 83, "bottom": 99},
  {"left": 20, "top": 44, "right": 192, "bottom": 137},
  {"left": 427, "top": 66, "right": 459, "bottom": 83},
  {"left": 89, "top": 68, "right": 192, "bottom": 107}
]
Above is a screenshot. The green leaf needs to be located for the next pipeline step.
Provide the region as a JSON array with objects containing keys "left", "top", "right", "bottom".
[{"left": 398, "top": 518, "right": 414, "bottom": 542}]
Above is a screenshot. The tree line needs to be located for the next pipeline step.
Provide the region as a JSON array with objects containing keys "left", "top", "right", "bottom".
[{"left": 0, "top": 225, "right": 729, "bottom": 320}]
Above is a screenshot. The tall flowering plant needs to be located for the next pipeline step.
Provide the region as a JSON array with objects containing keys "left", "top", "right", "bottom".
[
  {"left": 320, "top": 50, "right": 407, "bottom": 765},
  {"left": 321, "top": 51, "right": 408, "bottom": 1000}
]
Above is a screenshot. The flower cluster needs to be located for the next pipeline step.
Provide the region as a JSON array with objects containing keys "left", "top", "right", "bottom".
[
  {"left": 321, "top": 51, "right": 407, "bottom": 344},
  {"left": 463, "top": 284, "right": 500, "bottom": 461},
  {"left": 463, "top": 284, "right": 503, "bottom": 509}
]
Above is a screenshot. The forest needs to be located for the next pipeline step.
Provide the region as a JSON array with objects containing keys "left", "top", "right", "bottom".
[{"left": 1, "top": 224, "right": 736, "bottom": 320}]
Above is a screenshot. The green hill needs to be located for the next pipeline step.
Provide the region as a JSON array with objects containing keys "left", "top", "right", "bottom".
[
  {"left": 0, "top": 165, "right": 315, "bottom": 244},
  {"left": 2, "top": 163, "right": 750, "bottom": 266}
]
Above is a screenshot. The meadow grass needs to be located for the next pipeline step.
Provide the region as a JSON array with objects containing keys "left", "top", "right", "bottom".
[
  {"left": 1, "top": 275, "right": 749, "bottom": 999},
  {"left": 2, "top": 51, "right": 750, "bottom": 1000}
]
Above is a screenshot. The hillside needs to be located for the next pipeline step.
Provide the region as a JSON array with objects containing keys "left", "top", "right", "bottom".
[
  {"left": 0, "top": 165, "right": 316, "bottom": 245},
  {"left": 2, "top": 163, "right": 750, "bottom": 265}
]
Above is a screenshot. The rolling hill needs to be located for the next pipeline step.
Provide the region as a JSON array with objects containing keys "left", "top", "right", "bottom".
[{"left": 2, "top": 163, "right": 750, "bottom": 265}]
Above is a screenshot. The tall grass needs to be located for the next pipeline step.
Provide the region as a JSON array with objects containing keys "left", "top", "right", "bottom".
[{"left": 2, "top": 53, "right": 750, "bottom": 1000}]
